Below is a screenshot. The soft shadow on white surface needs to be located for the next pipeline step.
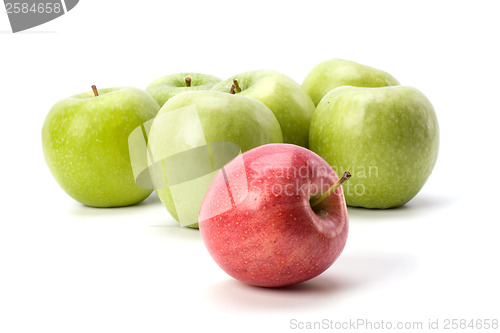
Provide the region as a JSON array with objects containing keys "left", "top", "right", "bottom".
[
  {"left": 333, "top": 254, "right": 417, "bottom": 289},
  {"left": 65, "top": 192, "right": 162, "bottom": 217},
  {"left": 206, "top": 274, "right": 345, "bottom": 311},
  {"left": 347, "top": 194, "right": 457, "bottom": 221},
  {"left": 148, "top": 223, "right": 202, "bottom": 242},
  {"left": 206, "top": 253, "right": 416, "bottom": 311},
  {"left": 62, "top": 190, "right": 204, "bottom": 242}
]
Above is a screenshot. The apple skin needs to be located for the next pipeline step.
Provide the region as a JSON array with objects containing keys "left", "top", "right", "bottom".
[
  {"left": 199, "top": 143, "right": 348, "bottom": 287},
  {"left": 148, "top": 91, "right": 283, "bottom": 228},
  {"left": 42, "top": 87, "right": 160, "bottom": 207},
  {"left": 302, "top": 58, "right": 400, "bottom": 106},
  {"left": 211, "top": 70, "right": 315, "bottom": 147},
  {"left": 146, "top": 72, "right": 221, "bottom": 107},
  {"left": 309, "top": 86, "right": 439, "bottom": 209}
]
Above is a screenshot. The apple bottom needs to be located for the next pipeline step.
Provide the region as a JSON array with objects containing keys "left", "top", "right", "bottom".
[
  {"left": 199, "top": 144, "right": 348, "bottom": 287},
  {"left": 201, "top": 210, "right": 348, "bottom": 287}
]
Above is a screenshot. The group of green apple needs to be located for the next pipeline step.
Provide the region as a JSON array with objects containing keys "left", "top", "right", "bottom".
[{"left": 42, "top": 58, "right": 439, "bottom": 222}]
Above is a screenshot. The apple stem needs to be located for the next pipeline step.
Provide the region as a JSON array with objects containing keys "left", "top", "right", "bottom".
[
  {"left": 232, "top": 78, "right": 242, "bottom": 93},
  {"left": 91, "top": 85, "right": 99, "bottom": 97},
  {"left": 185, "top": 77, "right": 192, "bottom": 87},
  {"left": 310, "top": 171, "right": 351, "bottom": 208},
  {"left": 230, "top": 84, "right": 236, "bottom": 94}
]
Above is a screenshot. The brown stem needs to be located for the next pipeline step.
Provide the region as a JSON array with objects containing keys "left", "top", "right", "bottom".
[
  {"left": 230, "top": 84, "right": 236, "bottom": 94},
  {"left": 91, "top": 85, "right": 99, "bottom": 97},
  {"left": 232, "top": 78, "right": 242, "bottom": 93},
  {"left": 185, "top": 77, "right": 192, "bottom": 87},
  {"left": 310, "top": 171, "right": 351, "bottom": 208}
]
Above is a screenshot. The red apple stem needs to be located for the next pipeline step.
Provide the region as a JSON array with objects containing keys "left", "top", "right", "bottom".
[
  {"left": 310, "top": 171, "right": 351, "bottom": 208},
  {"left": 230, "top": 84, "right": 236, "bottom": 94},
  {"left": 91, "top": 85, "right": 99, "bottom": 97},
  {"left": 232, "top": 78, "right": 242, "bottom": 93},
  {"left": 185, "top": 77, "right": 192, "bottom": 87}
]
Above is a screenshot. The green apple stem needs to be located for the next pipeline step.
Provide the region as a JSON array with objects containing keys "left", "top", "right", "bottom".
[
  {"left": 232, "top": 78, "right": 242, "bottom": 93},
  {"left": 185, "top": 77, "right": 192, "bottom": 87},
  {"left": 230, "top": 84, "right": 236, "bottom": 94},
  {"left": 91, "top": 85, "right": 99, "bottom": 97},
  {"left": 310, "top": 171, "right": 351, "bottom": 208}
]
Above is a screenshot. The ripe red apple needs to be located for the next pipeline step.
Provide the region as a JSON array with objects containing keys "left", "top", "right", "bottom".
[{"left": 199, "top": 144, "right": 349, "bottom": 287}]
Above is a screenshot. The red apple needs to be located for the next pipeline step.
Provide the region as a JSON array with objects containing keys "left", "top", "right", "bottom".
[{"left": 199, "top": 143, "right": 349, "bottom": 287}]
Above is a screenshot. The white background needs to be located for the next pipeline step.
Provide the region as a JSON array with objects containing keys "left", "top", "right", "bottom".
[{"left": 1, "top": 1, "right": 499, "bottom": 332}]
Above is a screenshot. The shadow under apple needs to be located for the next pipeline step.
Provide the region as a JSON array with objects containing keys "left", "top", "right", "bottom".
[
  {"left": 332, "top": 253, "right": 417, "bottom": 290},
  {"left": 66, "top": 191, "right": 162, "bottom": 218},
  {"left": 205, "top": 273, "right": 345, "bottom": 311},
  {"left": 147, "top": 222, "right": 202, "bottom": 243},
  {"left": 347, "top": 193, "right": 456, "bottom": 221},
  {"left": 205, "top": 253, "right": 416, "bottom": 311}
]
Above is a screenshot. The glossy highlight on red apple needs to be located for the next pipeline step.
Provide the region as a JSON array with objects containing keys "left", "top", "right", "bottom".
[{"left": 199, "top": 144, "right": 349, "bottom": 287}]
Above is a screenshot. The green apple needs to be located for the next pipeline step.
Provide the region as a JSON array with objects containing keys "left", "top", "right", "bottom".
[
  {"left": 42, "top": 86, "right": 160, "bottom": 207},
  {"left": 148, "top": 90, "right": 283, "bottom": 228},
  {"left": 211, "top": 70, "right": 315, "bottom": 147},
  {"left": 302, "top": 58, "right": 400, "bottom": 106},
  {"left": 309, "top": 85, "right": 439, "bottom": 208},
  {"left": 146, "top": 72, "right": 221, "bottom": 107}
]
